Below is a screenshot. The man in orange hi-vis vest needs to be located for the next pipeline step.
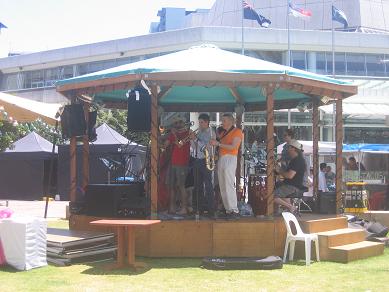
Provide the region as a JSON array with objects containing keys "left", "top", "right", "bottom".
[{"left": 210, "top": 113, "right": 243, "bottom": 219}]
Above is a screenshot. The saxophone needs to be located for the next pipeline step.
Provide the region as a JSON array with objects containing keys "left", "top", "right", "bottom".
[{"left": 202, "top": 145, "right": 215, "bottom": 171}]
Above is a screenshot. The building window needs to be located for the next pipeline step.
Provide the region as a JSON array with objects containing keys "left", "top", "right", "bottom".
[
  {"left": 346, "top": 53, "right": 366, "bottom": 76},
  {"left": 325, "top": 52, "right": 348, "bottom": 76},
  {"left": 45, "top": 68, "right": 59, "bottom": 87},
  {"left": 30, "top": 71, "right": 44, "bottom": 88},
  {"left": 291, "top": 51, "right": 306, "bottom": 70},
  {"left": 316, "top": 52, "right": 327, "bottom": 74},
  {"left": 366, "top": 54, "right": 385, "bottom": 77},
  {"left": 344, "top": 128, "right": 389, "bottom": 144},
  {"left": 77, "top": 63, "right": 89, "bottom": 76},
  {"left": 89, "top": 60, "right": 114, "bottom": 73},
  {"left": 58, "top": 66, "right": 74, "bottom": 80}
]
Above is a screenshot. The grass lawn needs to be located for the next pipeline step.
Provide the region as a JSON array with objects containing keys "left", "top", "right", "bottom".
[{"left": 0, "top": 221, "right": 388, "bottom": 292}]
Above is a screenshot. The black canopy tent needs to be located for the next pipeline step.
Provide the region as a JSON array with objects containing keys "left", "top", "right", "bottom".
[
  {"left": 0, "top": 131, "right": 58, "bottom": 200},
  {"left": 57, "top": 123, "right": 146, "bottom": 201}
]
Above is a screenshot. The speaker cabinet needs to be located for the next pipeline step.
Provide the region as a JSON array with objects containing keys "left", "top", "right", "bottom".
[
  {"left": 127, "top": 86, "right": 151, "bottom": 132},
  {"left": 85, "top": 183, "right": 149, "bottom": 218},
  {"left": 88, "top": 110, "right": 97, "bottom": 142},
  {"left": 318, "top": 192, "right": 336, "bottom": 214},
  {"left": 60, "top": 104, "right": 87, "bottom": 139}
]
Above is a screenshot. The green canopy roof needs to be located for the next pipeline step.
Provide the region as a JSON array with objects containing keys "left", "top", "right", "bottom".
[{"left": 56, "top": 44, "right": 357, "bottom": 111}]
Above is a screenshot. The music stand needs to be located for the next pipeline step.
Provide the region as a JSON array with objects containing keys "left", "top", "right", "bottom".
[
  {"left": 99, "top": 157, "right": 121, "bottom": 184},
  {"left": 119, "top": 142, "right": 143, "bottom": 182}
]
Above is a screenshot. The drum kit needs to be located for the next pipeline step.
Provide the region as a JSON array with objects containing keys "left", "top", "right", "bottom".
[
  {"left": 248, "top": 174, "right": 267, "bottom": 216},
  {"left": 244, "top": 149, "right": 268, "bottom": 216}
]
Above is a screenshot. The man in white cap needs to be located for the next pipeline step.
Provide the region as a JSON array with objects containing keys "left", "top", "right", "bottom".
[{"left": 274, "top": 139, "right": 306, "bottom": 215}]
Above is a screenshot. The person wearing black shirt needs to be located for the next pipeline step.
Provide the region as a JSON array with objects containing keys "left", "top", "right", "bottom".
[{"left": 274, "top": 140, "right": 306, "bottom": 215}]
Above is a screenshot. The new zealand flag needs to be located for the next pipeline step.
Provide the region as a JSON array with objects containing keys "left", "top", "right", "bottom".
[{"left": 243, "top": 1, "right": 271, "bottom": 28}]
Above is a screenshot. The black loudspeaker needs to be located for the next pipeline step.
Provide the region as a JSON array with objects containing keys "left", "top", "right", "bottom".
[
  {"left": 127, "top": 86, "right": 151, "bottom": 132},
  {"left": 318, "top": 192, "right": 336, "bottom": 214},
  {"left": 366, "top": 222, "right": 389, "bottom": 237},
  {"left": 85, "top": 183, "right": 149, "bottom": 218},
  {"left": 60, "top": 104, "right": 87, "bottom": 139},
  {"left": 88, "top": 110, "right": 97, "bottom": 142}
]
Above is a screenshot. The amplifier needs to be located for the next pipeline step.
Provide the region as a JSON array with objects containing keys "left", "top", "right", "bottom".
[
  {"left": 85, "top": 183, "right": 150, "bottom": 218},
  {"left": 318, "top": 192, "right": 336, "bottom": 214}
]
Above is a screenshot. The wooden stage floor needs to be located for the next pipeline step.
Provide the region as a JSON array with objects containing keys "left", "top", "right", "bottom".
[{"left": 69, "top": 214, "right": 346, "bottom": 258}]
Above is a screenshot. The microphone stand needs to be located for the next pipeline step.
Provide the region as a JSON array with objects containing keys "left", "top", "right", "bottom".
[
  {"left": 243, "top": 147, "right": 247, "bottom": 202},
  {"left": 44, "top": 120, "right": 59, "bottom": 218},
  {"left": 194, "top": 136, "right": 200, "bottom": 221}
]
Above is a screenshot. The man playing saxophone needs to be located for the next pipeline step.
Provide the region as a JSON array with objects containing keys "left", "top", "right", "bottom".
[
  {"left": 190, "top": 113, "right": 216, "bottom": 217},
  {"left": 210, "top": 113, "right": 243, "bottom": 219}
]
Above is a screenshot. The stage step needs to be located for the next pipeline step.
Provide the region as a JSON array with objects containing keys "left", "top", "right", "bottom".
[
  {"left": 294, "top": 217, "right": 385, "bottom": 263},
  {"left": 318, "top": 228, "right": 366, "bottom": 248},
  {"left": 317, "top": 228, "right": 366, "bottom": 260},
  {"left": 328, "top": 241, "right": 384, "bottom": 263},
  {"left": 299, "top": 216, "right": 348, "bottom": 233}
]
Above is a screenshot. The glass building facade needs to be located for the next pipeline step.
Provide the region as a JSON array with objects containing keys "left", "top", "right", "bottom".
[{"left": 2, "top": 51, "right": 389, "bottom": 92}]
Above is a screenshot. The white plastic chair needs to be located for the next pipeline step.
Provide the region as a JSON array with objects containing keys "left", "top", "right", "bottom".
[{"left": 281, "top": 212, "right": 320, "bottom": 266}]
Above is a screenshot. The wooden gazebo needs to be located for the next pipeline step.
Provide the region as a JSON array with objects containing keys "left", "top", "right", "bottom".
[{"left": 56, "top": 44, "right": 358, "bottom": 217}]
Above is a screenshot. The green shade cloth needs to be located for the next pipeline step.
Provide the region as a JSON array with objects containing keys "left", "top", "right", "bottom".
[{"left": 57, "top": 44, "right": 355, "bottom": 106}]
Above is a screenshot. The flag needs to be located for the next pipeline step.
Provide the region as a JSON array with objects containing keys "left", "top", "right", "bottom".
[
  {"left": 332, "top": 6, "right": 348, "bottom": 29},
  {"left": 243, "top": 1, "right": 271, "bottom": 28},
  {"left": 288, "top": 1, "right": 312, "bottom": 20}
]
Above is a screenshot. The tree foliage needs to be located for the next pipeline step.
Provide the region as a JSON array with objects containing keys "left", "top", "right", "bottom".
[
  {"left": 0, "top": 107, "right": 149, "bottom": 152},
  {"left": 96, "top": 108, "right": 150, "bottom": 145},
  {"left": 0, "top": 120, "right": 20, "bottom": 152},
  {"left": 0, "top": 119, "right": 62, "bottom": 152}
]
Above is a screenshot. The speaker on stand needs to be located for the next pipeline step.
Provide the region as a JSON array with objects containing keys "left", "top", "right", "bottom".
[
  {"left": 88, "top": 110, "right": 98, "bottom": 142},
  {"left": 60, "top": 104, "right": 87, "bottom": 139},
  {"left": 126, "top": 86, "right": 151, "bottom": 132}
]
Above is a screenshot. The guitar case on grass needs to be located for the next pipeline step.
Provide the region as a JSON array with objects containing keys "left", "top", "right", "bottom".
[{"left": 202, "top": 256, "right": 283, "bottom": 270}]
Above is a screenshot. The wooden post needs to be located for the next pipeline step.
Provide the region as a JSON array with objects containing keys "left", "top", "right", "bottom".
[
  {"left": 265, "top": 85, "right": 275, "bottom": 216},
  {"left": 69, "top": 136, "right": 77, "bottom": 202},
  {"left": 150, "top": 85, "right": 159, "bottom": 218},
  {"left": 312, "top": 99, "right": 319, "bottom": 200},
  {"left": 335, "top": 98, "right": 343, "bottom": 214},
  {"left": 82, "top": 103, "right": 90, "bottom": 191},
  {"left": 235, "top": 111, "right": 243, "bottom": 195},
  {"left": 68, "top": 95, "right": 78, "bottom": 203}
]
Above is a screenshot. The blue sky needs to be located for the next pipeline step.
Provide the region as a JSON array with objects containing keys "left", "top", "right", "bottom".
[{"left": 0, "top": 0, "right": 215, "bottom": 52}]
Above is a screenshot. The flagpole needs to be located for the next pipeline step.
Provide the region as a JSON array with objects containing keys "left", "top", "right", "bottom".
[
  {"left": 287, "top": 1, "right": 291, "bottom": 128},
  {"left": 287, "top": 0, "right": 291, "bottom": 66},
  {"left": 331, "top": 1, "right": 336, "bottom": 142},
  {"left": 241, "top": 0, "right": 245, "bottom": 55}
]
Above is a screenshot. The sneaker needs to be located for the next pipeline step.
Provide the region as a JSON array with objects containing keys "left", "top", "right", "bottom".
[
  {"left": 231, "top": 212, "right": 240, "bottom": 220},
  {"left": 226, "top": 212, "right": 240, "bottom": 220}
]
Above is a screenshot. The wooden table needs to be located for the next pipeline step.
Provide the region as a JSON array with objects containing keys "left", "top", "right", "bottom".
[{"left": 90, "top": 219, "right": 161, "bottom": 270}]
